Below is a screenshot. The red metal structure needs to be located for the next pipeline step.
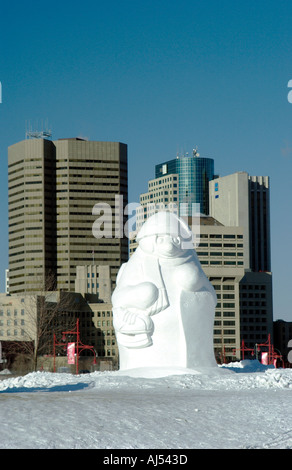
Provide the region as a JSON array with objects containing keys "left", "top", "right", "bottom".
[
  {"left": 53, "top": 319, "right": 96, "bottom": 374},
  {"left": 233, "top": 334, "right": 284, "bottom": 367}
]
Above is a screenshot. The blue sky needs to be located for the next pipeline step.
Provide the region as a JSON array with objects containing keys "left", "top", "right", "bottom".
[{"left": 0, "top": 0, "right": 292, "bottom": 320}]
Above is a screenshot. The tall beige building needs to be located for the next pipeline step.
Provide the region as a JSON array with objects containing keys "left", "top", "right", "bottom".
[
  {"left": 8, "top": 138, "right": 128, "bottom": 294},
  {"left": 8, "top": 139, "right": 57, "bottom": 294},
  {"left": 196, "top": 216, "right": 273, "bottom": 361},
  {"left": 209, "top": 172, "right": 273, "bottom": 350},
  {"left": 209, "top": 172, "right": 271, "bottom": 272},
  {"left": 53, "top": 139, "right": 128, "bottom": 291},
  {"left": 136, "top": 173, "right": 179, "bottom": 230}
]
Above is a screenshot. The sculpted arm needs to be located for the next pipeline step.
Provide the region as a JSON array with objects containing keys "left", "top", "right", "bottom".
[
  {"left": 176, "top": 257, "right": 217, "bottom": 305},
  {"left": 112, "top": 281, "right": 159, "bottom": 312}
]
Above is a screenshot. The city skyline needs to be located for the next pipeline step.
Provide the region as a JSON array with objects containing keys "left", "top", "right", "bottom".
[
  {"left": 130, "top": 157, "right": 274, "bottom": 361},
  {"left": 0, "top": 1, "right": 292, "bottom": 320}
]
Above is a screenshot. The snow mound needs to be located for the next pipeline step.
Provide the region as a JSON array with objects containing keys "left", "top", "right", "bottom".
[
  {"left": 0, "top": 361, "right": 292, "bottom": 449},
  {"left": 0, "top": 361, "right": 292, "bottom": 393},
  {"left": 220, "top": 359, "right": 274, "bottom": 372},
  {"left": 0, "top": 371, "right": 92, "bottom": 393}
]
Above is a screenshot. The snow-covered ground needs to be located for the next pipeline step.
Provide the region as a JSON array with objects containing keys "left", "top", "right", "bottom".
[{"left": 1, "top": 360, "right": 292, "bottom": 450}]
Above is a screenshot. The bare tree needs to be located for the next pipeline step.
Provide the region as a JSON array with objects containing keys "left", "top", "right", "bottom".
[{"left": 8, "top": 273, "right": 78, "bottom": 372}]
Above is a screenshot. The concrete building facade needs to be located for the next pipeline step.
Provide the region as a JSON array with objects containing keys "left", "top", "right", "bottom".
[
  {"left": 209, "top": 172, "right": 271, "bottom": 272},
  {"left": 75, "top": 265, "right": 112, "bottom": 302},
  {"left": 8, "top": 138, "right": 128, "bottom": 294},
  {"left": 74, "top": 265, "right": 118, "bottom": 361},
  {"left": 0, "top": 293, "right": 37, "bottom": 343},
  {"left": 8, "top": 138, "right": 57, "bottom": 294},
  {"left": 195, "top": 217, "right": 245, "bottom": 362},
  {"left": 136, "top": 173, "right": 179, "bottom": 231},
  {"left": 209, "top": 171, "right": 273, "bottom": 349},
  {"left": 240, "top": 271, "right": 274, "bottom": 350}
]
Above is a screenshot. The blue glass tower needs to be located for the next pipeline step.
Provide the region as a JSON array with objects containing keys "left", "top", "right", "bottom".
[{"left": 155, "top": 149, "right": 214, "bottom": 215}]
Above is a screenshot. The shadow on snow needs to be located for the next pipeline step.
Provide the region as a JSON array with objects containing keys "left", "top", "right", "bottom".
[{"left": 0, "top": 382, "right": 90, "bottom": 394}]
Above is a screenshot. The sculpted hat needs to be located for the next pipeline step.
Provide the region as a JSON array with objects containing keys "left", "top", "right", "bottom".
[{"left": 136, "top": 211, "right": 193, "bottom": 244}]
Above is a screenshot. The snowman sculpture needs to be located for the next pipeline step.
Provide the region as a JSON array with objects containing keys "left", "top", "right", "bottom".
[{"left": 112, "top": 211, "right": 217, "bottom": 374}]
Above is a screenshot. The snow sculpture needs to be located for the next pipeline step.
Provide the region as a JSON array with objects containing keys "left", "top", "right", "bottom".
[{"left": 112, "top": 211, "right": 217, "bottom": 375}]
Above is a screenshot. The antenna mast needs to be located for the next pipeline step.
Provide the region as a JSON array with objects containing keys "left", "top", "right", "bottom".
[{"left": 25, "top": 119, "right": 52, "bottom": 139}]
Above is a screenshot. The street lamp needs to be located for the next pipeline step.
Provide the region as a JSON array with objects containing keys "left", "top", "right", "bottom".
[{"left": 53, "top": 319, "right": 97, "bottom": 374}]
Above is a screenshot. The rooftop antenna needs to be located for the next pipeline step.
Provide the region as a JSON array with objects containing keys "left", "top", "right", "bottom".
[
  {"left": 25, "top": 119, "right": 52, "bottom": 140},
  {"left": 193, "top": 147, "right": 200, "bottom": 157}
]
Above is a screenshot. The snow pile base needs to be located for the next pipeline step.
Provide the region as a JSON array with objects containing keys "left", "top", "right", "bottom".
[
  {"left": 0, "top": 361, "right": 291, "bottom": 449},
  {"left": 220, "top": 359, "right": 274, "bottom": 373},
  {"left": 0, "top": 361, "right": 291, "bottom": 393}
]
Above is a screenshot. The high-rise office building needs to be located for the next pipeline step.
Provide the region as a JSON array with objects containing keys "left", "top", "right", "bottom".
[
  {"left": 209, "top": 171, "right": 273, "bottom": 350},
  {"left": 155, "top": 149, "right": 214, "bottom": 216},
  {"left": 209, "top": 172, "right": 271, "bottom": 272},
  {"left": 136, "top": 173, "right": 179, "bottom": 231},
  {"left": 8, "top": 139, "right": 57, "bottom": 294},
  {"left": 195, "top": 216, "right": 245, "bottom": 362},
  {"left": 53, "top": 139, "right": 128, "bottom": 291},
  {"left": 8, "top": 138, "right": 128, "bottom": 294}
]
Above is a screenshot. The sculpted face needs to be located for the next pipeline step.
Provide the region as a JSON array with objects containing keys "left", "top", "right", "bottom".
[
  {"left": 139, "top": 234, "right": 182, "bottom": 258},
  {"left": 155, "top": 235, "right": 181, "bottom": 258}
]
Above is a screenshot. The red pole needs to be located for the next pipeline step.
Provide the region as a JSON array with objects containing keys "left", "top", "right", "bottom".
[
  {"left": 76, "top": 319, "right": 79, "bottom": 375},
  {"left": 268, "top": 334, "right": 271, "bottom": 364},
  {"left": 53, "top": 333, "right": 56, "bottom": 373},
  {"left": 53, "top": 319, "right": 95, "bottom": 374}
]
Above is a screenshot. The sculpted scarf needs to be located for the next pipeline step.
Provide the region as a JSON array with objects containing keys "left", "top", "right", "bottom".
[{"left": 138, "top": 247, "right": 194, "bottom": 317}]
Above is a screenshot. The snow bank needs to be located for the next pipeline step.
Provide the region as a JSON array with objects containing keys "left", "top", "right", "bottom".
[
  {"left": 0, "top": 361, "right": 292, "bottom": 449},
  {"left": 220, "top": 359, "right": 274, "bottom": 372},
  {"left": 0, "top": 361, "right": 292, "bottom": 393}
]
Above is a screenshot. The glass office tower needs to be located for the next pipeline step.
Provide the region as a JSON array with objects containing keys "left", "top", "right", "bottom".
[{"left": 155, "top": 150, "right": 214, "bottom": 215}]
